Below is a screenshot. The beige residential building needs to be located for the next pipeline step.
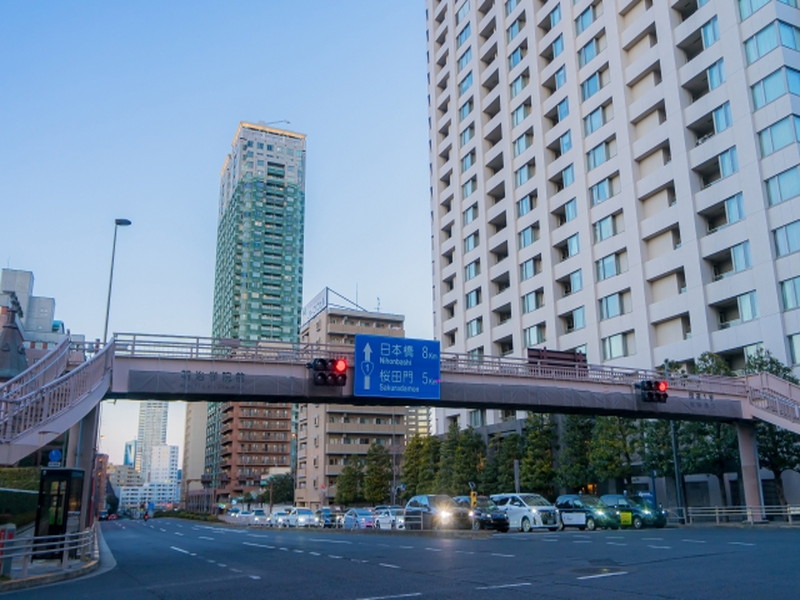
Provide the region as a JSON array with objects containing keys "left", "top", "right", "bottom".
[
  {"left": 295, "top": 289, "right": 420, "bottom": 508},
  {"left": 426, "top": 0, "right": 800, "bottom": 432}
]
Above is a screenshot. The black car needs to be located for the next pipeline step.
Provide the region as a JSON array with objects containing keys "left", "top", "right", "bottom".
[
  {"left": 454, "top": 495, "right": 509, "bottom": 532},
  {"left": 600, "top": 494, "right": 668, "bottom": 529},
  {"left": 555, "top": 494, "right": 620, "bottom": 531},
  {"left": 315, "top": 507, "right": 343, "bottom": 528},
  {"left": 404, "top": 494, "right": 472, "bottom": 530}
]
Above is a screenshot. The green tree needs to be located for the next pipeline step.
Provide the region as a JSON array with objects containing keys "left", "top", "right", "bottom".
[
  {"left": 335, "top": 458, "right": 363, "bottom": 506},
  {"left": 746, "top": 348, "right": 800, "bottom": 505},
  {"left": 494, "top": 433, "right": 524, "bottom": 492},
  {"left": 262, "top": 473, "right": 294, "bottom": 504},
  {"left": 363, "top": 444, "right": 392, "bottom": 504},
  {"left": 589, "top": 416, "right": 642, "bottom": 488},
  {"left": 452, "top": 427, "right": 486, "bottom": 495},
  {"left": 436, "top": 421, "right": 461, "bottom": 494},
  {"left": 641, "top": 419, "right": 679, "bottom": 477},
  {"left": 519, "top": 413, "right": 557, "bottom": 497},
  {"left": 557, "top": 415, "right": 596, "bottom": 491},
  {"left": 479, "top": 436, "right": 501, "bottom": 494},
  {"left": 400, "top": 435, "right": 440, "bottom": 498},
  {"left": 680, "top": 421, "right": 739, "bottom": 506}
]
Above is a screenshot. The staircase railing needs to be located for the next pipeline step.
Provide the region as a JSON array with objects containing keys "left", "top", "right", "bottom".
[
  {"left": 0, "top": 343, "right": 113, "bottom": 442},
  {"left": 0, "top": 337, "right": 71, "bottom": 406},
  {"left": 745, "top": 372, "right": 800, "bottom": 425}
]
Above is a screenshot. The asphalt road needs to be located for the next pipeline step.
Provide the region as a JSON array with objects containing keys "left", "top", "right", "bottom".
[{"left": 5, "top": 519, "right": 799, "bottom": 599}]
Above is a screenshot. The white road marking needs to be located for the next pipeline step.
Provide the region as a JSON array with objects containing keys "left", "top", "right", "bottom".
[
  {"left": 455, "top": 550, "right": 475, "bottom": 555},
  {"left": 217, "top": 563, "right": 227, "bottom": 568},
  {"left": 329, "top": 554, "right": 343, "bottom": 559},
  {"left": 682, "top": 539, "right": 707, "bottom": 544},
  {"left": 293, "top": 550, "right": 304, "bottom": 554},
  {"left": 577, "top": 571, "right": 629, "bottom": 581},
  {"left": 606, "top": 542, "right": 627, "bottom": 546},
  {"left": 310, "top": 538, "right": 352, "bottom": 544},
  {"left": 490, "top": 553, "right": 515, "bottom": 558},
  {"left": 642, "top": 537, "right": 663, "bottom": 541},
  {"left": 198, "top": 536, "right": 214, "bottom": 541},
  {"left": 310, "top": 552, "right": 321, "bottom": 556},
  {"left": 174, "top": 532, "right": 184, "bottom": 536},
  {"left": 243, "top": 542, "right": 274, "bottom": 549},
  {"left": 729, "top": 542, "right": 755, "bottom": 546},
  {"left": 425, "top": 547, "right": 442, "bottom": 552},
  {"left": 279, "top": 547, "right": 289, "bottom": 552},
  {"left": 540, "top": 538, "right": 559, "bottom": 542},
  {"left": 170, "top": 546, "right": 191, "bottom": 555},
  {"left": 476, "top": 583, "right": 532, "bottom": 590},
  {"left": 249, "top": 575, "right": 261, "bottom": 580},
  {"left": 648, "top": 545, "right": 672, "bottom": 549},
  {"left": 230, "top": 568, "right": 242, "bottom": 573},
  {"left": 399, "top": 545, "right": 414, "bottom": 549},
  {"left": 573, "top": 540, "right": 591, "bottom": 544},
  {"left": 355, "top": 594, "right": 422, "bottom": 600},
  {"left": 206, "top": 559, "right": 216, "bottom": 563},
  {"left": 379, "top": 563, "right": 400, "bottom": 569}
]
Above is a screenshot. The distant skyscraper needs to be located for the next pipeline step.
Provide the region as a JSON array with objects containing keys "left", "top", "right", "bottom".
[
  {"left": 136, "top": 401, "right": 168, "bottom": 482},
  {"left": 123, "top": 440, "right": 137, "bottom": 467},
  {"left": 425, "top": 0, "right": 800, "bottom": 433},
  {"left": 204, "top": 122, "right": 307, "bottom": 503}
]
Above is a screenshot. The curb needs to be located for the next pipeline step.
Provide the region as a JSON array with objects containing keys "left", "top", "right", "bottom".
[{"left": 0, "top": 559, "right": 99, "bottom": 594}]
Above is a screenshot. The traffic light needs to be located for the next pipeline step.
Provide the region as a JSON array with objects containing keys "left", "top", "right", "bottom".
[
  {"left": 308, "top": 357, "right": 348, "bottom": 386},
  {"left": 635, "top": 380, "right": 668, "bottom": 402}
]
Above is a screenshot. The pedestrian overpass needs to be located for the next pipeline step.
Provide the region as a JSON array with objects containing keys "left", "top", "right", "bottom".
[{"left": 2, "top": 333, "right": 799, "bottom": 515}]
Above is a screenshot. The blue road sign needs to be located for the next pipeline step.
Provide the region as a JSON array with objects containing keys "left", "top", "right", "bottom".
[{"left": 353, "top": 334, "right": 440, "bottom": 400}]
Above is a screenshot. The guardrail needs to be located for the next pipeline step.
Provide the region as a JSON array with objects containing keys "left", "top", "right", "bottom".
[
  {"left": 0, "top": 337, "right": 71, "bottom": 406},
  {"left": 0, "top": 525, "right": 98, "bottom": 578},
  {"left": 686, "top": 505, "right": 800, "bottom": 525}
]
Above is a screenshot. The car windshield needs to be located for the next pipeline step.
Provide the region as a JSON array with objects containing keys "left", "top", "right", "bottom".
[
  {"left": 580, "top": 495, "right": 606, "bottom": 507},
  {"left": 630, "top": 496, "right": 656, "bottom": 510},
  {"left": 354, "top": 509, "right": 372, "bottom": 516},
  {"left": 430, "top": 496, "right": 458, "bottom": 509},
  {"left": 298, "top": 509, "right": 313, "bottom": 515},
  {"left": 519, "top": 493, "right": 551, "bottom": 507},
  {"left": 475, "top": 497, "right": 499, "bottom": 510}
]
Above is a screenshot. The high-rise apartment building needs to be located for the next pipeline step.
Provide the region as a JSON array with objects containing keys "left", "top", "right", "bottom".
[
  {"left": 136, "top": 401, "right": 168, "bottom": 482},
  {"left": 204, "top": 122, "right": 307, "bottom": 503},
  {"left": 426, "top": 0, "right": 800, "bottom": 431},
  {"left": 295, "top": 289, "right": 409, "bottom": 508}
]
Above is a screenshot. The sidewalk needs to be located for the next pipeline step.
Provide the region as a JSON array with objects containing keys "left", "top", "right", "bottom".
[{"left": 0, "top": 527, "right": 110, "bottom": 594}]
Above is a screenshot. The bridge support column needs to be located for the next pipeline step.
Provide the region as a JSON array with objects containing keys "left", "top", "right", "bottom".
[
  {"left": 65, "top": 405, "right": 100, "bottom": 529},
  {"left": 736, "top": 421, "right": 764, "bottom": 522}
]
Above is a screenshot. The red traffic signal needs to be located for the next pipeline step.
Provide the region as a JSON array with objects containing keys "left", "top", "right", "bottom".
[
  {"left": 635, "top": 379, "right": 668, "bottom": 402},
  {"left": 308, "top": 357, "right": 348, "bottom": 386}
]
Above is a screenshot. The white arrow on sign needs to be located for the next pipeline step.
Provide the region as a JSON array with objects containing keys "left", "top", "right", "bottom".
[{"left": 361, "top": 343, "right": 375, "bottom": 390}]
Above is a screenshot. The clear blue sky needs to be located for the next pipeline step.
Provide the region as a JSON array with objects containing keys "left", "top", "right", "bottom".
[{"left": 0, "top": 1, "right": 432, "bottom": 463}]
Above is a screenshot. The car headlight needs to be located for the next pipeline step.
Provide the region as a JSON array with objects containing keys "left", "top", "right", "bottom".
[
  {"left": 440, "top": 510, "right": 452, "bottom": 521},
  {"left": 596, "top": 510, "right": 605, "bottom": 516},
  {"left": 643, "top": 509, "right": 652, "bottom": 515},
  {"left": 468, "top": 510, "right": 475, "bottom": 518}
]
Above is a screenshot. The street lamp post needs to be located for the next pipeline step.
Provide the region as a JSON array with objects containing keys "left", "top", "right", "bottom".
[{"left": 102, "top": 218, "right": 132, "bottom": 342}]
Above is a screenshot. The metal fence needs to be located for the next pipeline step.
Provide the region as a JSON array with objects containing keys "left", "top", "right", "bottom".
[
  {"left": 0, "top": 525, "right": 98, "bottom": 578},
  {"left": 686, "top": 505, "right": 800, "bottom": 525}
]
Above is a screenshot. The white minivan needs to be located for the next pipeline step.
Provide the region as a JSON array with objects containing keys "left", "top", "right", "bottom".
[{"left": 490, "top": 493, "right": 559, "bottom": 532}]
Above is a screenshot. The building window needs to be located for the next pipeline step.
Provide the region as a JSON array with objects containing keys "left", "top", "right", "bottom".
[
  {"left": 712, "top": 102, "right": 732, "bottom": 133},
  {"left": 566, "top": 269, "right": 583, "bottom": 295},
  {"left": 517, "top": 193, "right": 535, "bottom": 217},
  {"left": 559, "top": 130, "right": 572, "bottom": 154},
  {"left": 456, "top": 0, "right": 471, "bottom": 24},
  {"left": 780, "top": 275, "right": 800, "bottom": 311},
  {"left": 593, "top": 214, "right": 616, "bottom": 242},
  {"left": 549, "top": 4, "right": 561, "bottom": 28},
  {"left": 520, "top": 257, "right": 536, "bottom": 280},
  {"left": 466, "top": 317, "right": 483, "bottom": 338},
  {"left": 463, "top": 203, "right": 478, "bottom": 224},
  {"left": 560, "top": 164, "right": 575, "bottom": 188},
  {"left": 465, "top": 288, "right": 482, "bottom": 308},
  {"left": 731, "top": 241, "right": 752, "bottom": 273},
  {"left": 790, "top": 333, "right": 800, "bottom": 365},
  {"left": 512, "top": 102, "right": 531, "bottom": 126},
  {"left": 522, "top": 289, "right": 544, "bottom": 313},
  {"left": 519, "top": 224, "right": 539, "bottom": 248},
  {"left": 752, "top": 67, "right": 800, "bottom": 109},
  {"left": 596, "top": 253, "right": 620, "bottom": 280},
  {"left": 599, "top": 292, "right": 622, "bottom": 320},
  {"left": 509, "top": 45, "right": 526, "bottom": 68},
  {"left": 562, "top": 233, "right": 580, "bottom": 259},
  {"left": 766, "top": 165, "right": 800, "bottom": 205},
  {"left": 775, "top": 220, "right": 800, "bottom": 257},
  {"left": 461, "top": 177, "right": 477, "bottom": 198},
  {"left": 707, "top": 59, "right": 726, "bottom": 90},
  {"left": 587, "top": 139, "right": 613, "bottom": 170},
  {"left": 759, "top": 115, "right": 800, "bottom": 157},
  {"left": 590, "top": 176, "right": 615, "bottom": 205},
  {"left": 505, "top": 0, "right": 519, "bottom": 16},
  {"left": 701, "top": 16, "right": 720, "bottom": 49},
  {"left": 575, "top": 5, "right": 596, "bottom": 34},
  {"left": 457, "top": 47, "right": 472, "bottom": 72},
  {"left": 552, "top": 34, "right": 565, "bottom": 59},
  {"left": 584, "top": 106, "right": 605, "bottom": 134},
  {"left": 468, "top": 409, "right": 486, "bottom": 428},
  {"left": 738, "top": 291, "right": 760, "bottom": 323},
  {"left": 565, "top": 307, "right": 586, "bottom": 332},
  {"left": 738, "top": 0, "right": 770, "bottom": 19},
  {"left": 464, "top": 232, "right": 479, "bottom": 252},
  {"left": 581, "top": 70, "right": 603, "bottom": 100},
  {"left": 563, "top": 198, "right": 578, "bottom": 223},
  {"left": 461, "top": 151, "right": 475, "bottom": 172},
  {"left": 515, "top": 163, "right": 534, "bottom": 187},
  {"left": 745, "top": 20, "right": 800, "bottom": 64},
  {"left": 459, "top": 98, "right": 474, "bottom": 120},
  {"left": 458, "top": 71, "right": 473, "bottom": 96},
  {"left": 514, "top": 131, "right": 533, "bottom": 156},
  {"left": 460, "top": 125, "right": 475, "bottom": 146},
  {"left": 507, "top": 17, "right": 523, "bottom": 43},
  {"left": 578, "top": 37, "right": 598, "bottom": 67},
  {"left": 719, "top": 147, "right": 739, "bottom": 178},
  {"left": 465, "top": 260, "right": 480, "bottom": 280},
  {"left": 602, "top": 332, "right": 629, "bottom": 360},
  {"left": 524, "top": 323, "right": 546, "bottom": 346},
  {"left": 457, "top": 23, "right": 471, "bottom": 48},
  {"left": 511, "top": 72, "right": 529, "bottom": 97}
]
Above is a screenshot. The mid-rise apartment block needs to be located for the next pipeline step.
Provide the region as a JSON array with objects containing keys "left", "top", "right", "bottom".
[
  {"left": 295, "top": 288, "right": 409, "bottom": 508},
  {"left": 426, "top": 0, "right": 800, "bottom": 430},
  {"left": 202, "top": 122, "right": 307, "bottom": 503}
]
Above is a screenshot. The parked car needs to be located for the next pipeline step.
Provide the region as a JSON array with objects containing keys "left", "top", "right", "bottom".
[
  {"left": 270, "top": 508, "right": 291, "bottom": 527},
  {"left": 555, "top": 494, "right": 620, "bottom": 531},
  {"left": 600, "top": 494, "right": 668, "bottom": 529},
  {"left": 287, "top": 507, "right": 315, "bottom": 527},
  {"left": 251, "top": 508, "right": 268, "bottom": 525},
  {"left": 315, "top": 507, "right": 340, "bottom": 528},
  {"left": 228, "top": 507, "right": 241, "bottom": 518},
  {"left": 374, "top": 508, "right": 405, "bottom": 530},
  {"left": 490, "top": 493, "right": 559, "bottom": 532},
  {"left": 454, "top": 495, "right": 509, "bottom": 532},
  {"left": 404, "top": 495, "right": 472, "bottom": 530},
  {"left": 343, "top": 508, "right": 375, "bottom": 529}
]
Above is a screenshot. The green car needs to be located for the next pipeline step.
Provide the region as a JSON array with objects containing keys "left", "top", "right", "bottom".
[
  {"left": 555, "top": 494, "right": 620, "bottom": 531},
  {"left": 600, "top": 494, "right": 668, "bottom": 529}
]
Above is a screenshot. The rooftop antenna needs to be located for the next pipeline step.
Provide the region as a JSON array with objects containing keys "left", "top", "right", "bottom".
[
  {"left": 377, "top": 297, "right": 381, "bottom": 312},
  {"left": 260, "top": 119, "right": 291, "bottom": 127}
]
